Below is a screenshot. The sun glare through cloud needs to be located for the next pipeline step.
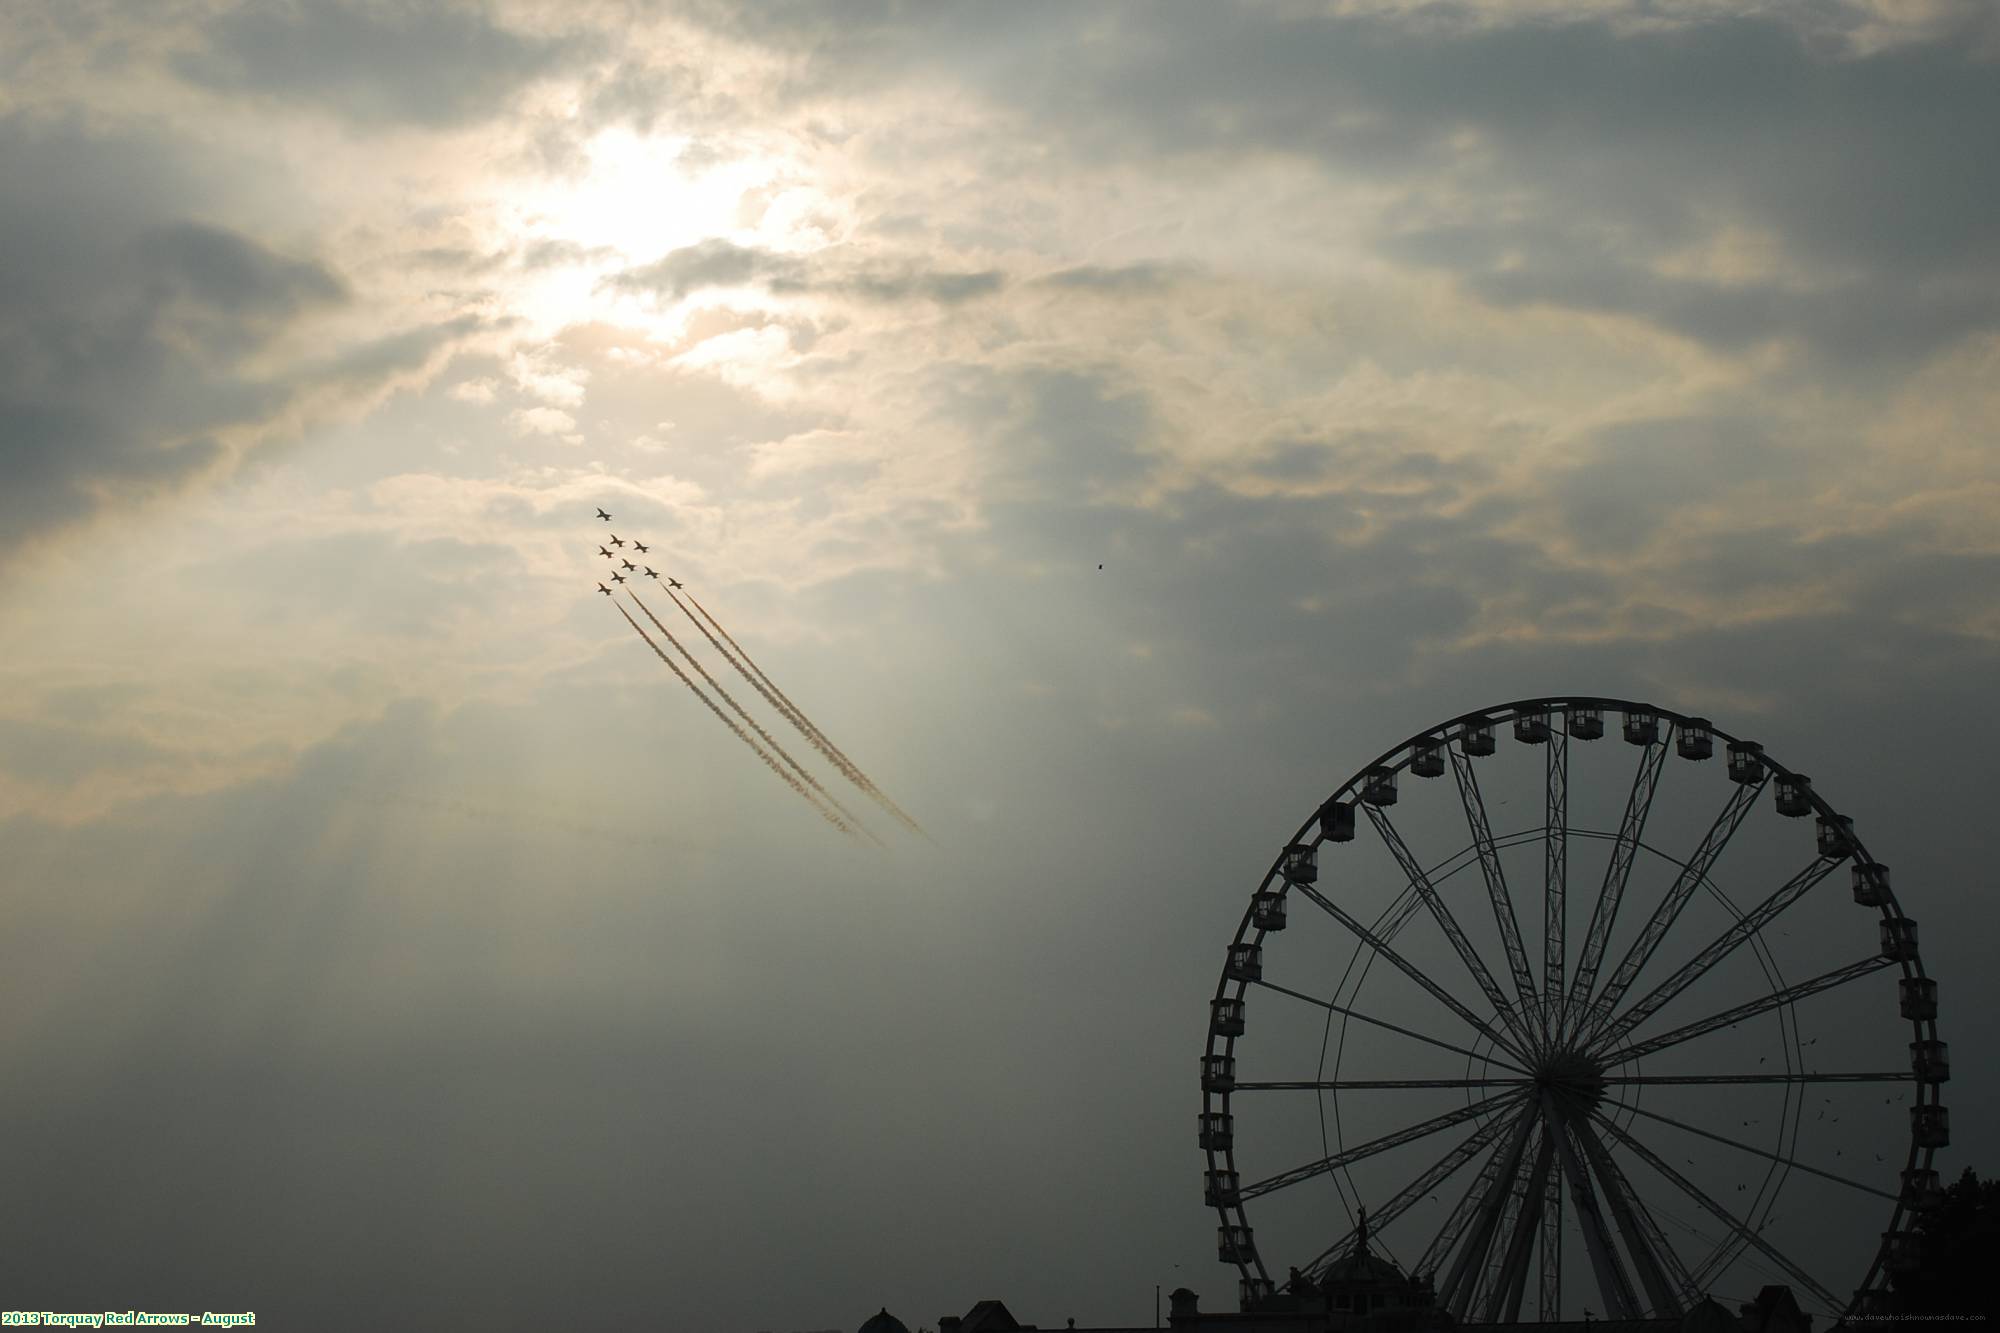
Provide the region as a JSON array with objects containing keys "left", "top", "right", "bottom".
[{"left": 499, "top": 126, "right": 806, "bottom": 341}]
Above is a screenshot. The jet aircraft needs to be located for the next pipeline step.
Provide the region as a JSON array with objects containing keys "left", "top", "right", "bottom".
[
  {"left": 597, "top": 583, "right": 613, "bottom": 595},
  {"left": 632, "top": 541, "right": 651, "bottom": 554},
  {"left": 643, "top": 567, "right": 660, "bottom": 579},
  {"left": 596, "top": 508, "right": 612, "bottom": 521},
  {"left": 621, "top": 559, "right": 637, "bottom": 571},
  {"left": 609, "top": 534, "right": 626, "bottom": 547},
  {"left": 598, "top": 546, "right": 613, "bottom": 558},
  {"left": 611, "top": 572, "right": 626, "bottom": 583},
  {"left": 668, "top": 577, "right": 684, "bottom": 589}
]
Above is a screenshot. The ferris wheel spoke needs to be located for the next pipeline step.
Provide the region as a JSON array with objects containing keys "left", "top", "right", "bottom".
[
  {"left": 1565, "top": 737, "right": 1672, "bottom": 1041},
  {"left": 1592, "top": 854, "right": 1843, "bottom": 1052},
  {"left": 1234, "top": 1078, "right": 1531, "bottom": 1091},
  {"left": 1589, "top": 1108, "right": 1843, "bottom": 1311},
  {"left": 1247, "top": 977, "right": 1533, "bottom": 1076},
  {"left": 1600, "top": 1094, "right": 1898, "bottom": 1201},
  {"left": 1299, "top": 1099, "right": 1527, "bottom": 1281},
  {"left": 1293, "top": 882, "right": 1533, "bottom": 1064},
  {"left": 1544, "top": 730, "right": 1569, "bottom": 1036},
  {"left": 1238, "top": 1091, "right": 1524, "bottom": 1202},
  {"left": 1603, "top": 1072, "right": 1915, "bottom": 1087},
  {"left": 1417, "top": 1102, "right": 1536, "bottom": 1285},
  {"left": 1484, "top": 1121, "right": 1557, "bottom": 1322},
  {"left": 1450, "top": 748, "right": 1540, "bottom": 1015},
  {"left": 1439, "top": 1109, "right": 1541, "bottom": 1313},
  {"left": 1572, "top": 1113, "right": 1696, "bottom": 1312},
  {"left": 1551, "top": 1109, "right": 1644, "bottom": 1321},
  {"left": 1579, "top": 778, "right": 1767, "bottom": 1044},
  {"left": 1598, "top": 955, "right": 1896, "bottom": 1066},
  {"left": 1539, "top": 1128, "right": 1563, "bottom": 1322},
  {"left": 1471, "top": 1156, "right": 1534, "bottom": 1320},
  {"left": 1362, "top": 802, "right": 1540, "bottom": 1054}
]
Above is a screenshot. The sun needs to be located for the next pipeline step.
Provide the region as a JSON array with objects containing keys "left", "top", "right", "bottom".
[{"left": 498, "top": 126, "right": 798, "bottom": 337}]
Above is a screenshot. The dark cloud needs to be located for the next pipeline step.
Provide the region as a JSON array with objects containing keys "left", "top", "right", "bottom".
[
  {"left": 0, "top": 715, "right": 174, "bottom": 786},
  {"left": 0, "top": 115, "right": 479, "bottom": 569},
  {"left": 1545, "top": 415, "right": 1792, "bottom": 557},
  {"left": 1395, "top": 218, "right": 2000, "bottom": 368},
  {"left": 407, "top": 244, "right": 507, "bottom": 273},
  {"left": 1037, "top": 262, "right": 1187, "bottom": 295},
  {"left": 606, "top": 237, "right": 1007, "bottom": 306},
  {"left": 174, "top": 0, "right": 580, "bottom": 127},
  {"left": 702, "top": 4, "right": 2000, "bottom": 363},
  {"left": 518, "top": 236, "right": 614, "bottom": 269}
]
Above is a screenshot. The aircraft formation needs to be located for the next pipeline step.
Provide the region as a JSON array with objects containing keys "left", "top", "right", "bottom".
[{"left": 588, "top": 508, "right": 920, "bottom": 842}]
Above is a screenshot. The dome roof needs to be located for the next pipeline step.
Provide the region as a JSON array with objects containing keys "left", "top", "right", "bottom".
[
  {"left": 1319, "top": 1247, "right": 1409, "bottom": 1284},
  {"left": 1315, "top": 1209, "right": 1412, "bottom": 1288},
  {"left": 859, "top": 1309, "right": 912, "bottom": 1333}
]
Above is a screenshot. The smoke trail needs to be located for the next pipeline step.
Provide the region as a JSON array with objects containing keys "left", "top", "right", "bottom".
[
  {"left": 628, "top": 592, "right": 883, "bottom": 847},
  {"left": 665, "top": 590, "right": 841, "bottom": 773},
  {"left": 673, "top": 588, "right": 924, "bottom": 837},
  {"left": 612, "top": 602, "right": 854, "bottom": 837}
]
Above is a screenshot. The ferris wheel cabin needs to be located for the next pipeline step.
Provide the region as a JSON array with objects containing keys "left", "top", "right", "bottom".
[
  {"left": 1879, "top": 916, "right": 1919, "bottom": 962},
  {"left": 1226, "top": 942, "right": 1263, "bottom": 983},
  {"left": 1622, "top": 707, "right": 1660, "bottom": 744},
  {"left": 1676, "top": 716, "right": 1714, "bottom": 760},
  {"left": 1901, "top": 1166, "right": 1943, "bottom": 1211},
  {"left": 1728, "top": 739, "right": 1766, "bottom": 783},
  {"left": 1911, "top": 1103, "right": 1950, "bottom": 1148},
  {"left": 1853, "top": 862, "right": 1891, "bottom": 908}
]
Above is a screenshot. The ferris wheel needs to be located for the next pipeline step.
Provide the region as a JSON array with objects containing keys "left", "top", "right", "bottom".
[{"left": 1200, "top": 697, "right": 1947, "bottom": 1322}]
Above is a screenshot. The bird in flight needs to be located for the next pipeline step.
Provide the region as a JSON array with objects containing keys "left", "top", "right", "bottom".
[{"left": 596, "top": 508, "right": 612, "bottom": 521}]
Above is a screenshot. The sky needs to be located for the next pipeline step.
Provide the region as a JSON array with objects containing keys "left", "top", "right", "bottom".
[{"left": 2, "top": 1, "right": 1997, "bottom": 1329}]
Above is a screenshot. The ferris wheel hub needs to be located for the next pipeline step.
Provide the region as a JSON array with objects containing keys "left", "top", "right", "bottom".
[{"left": 1535, "top": 1048, "right": 1608, "bottom": 1111}]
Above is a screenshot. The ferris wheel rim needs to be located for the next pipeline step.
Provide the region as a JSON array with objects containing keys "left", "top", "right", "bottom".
[{"left": 1200, "top": 695, "right": 1943, "bottom": 1320}]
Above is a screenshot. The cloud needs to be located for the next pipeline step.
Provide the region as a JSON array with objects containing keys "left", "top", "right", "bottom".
[
  {"left": 0, "top": 114, "right": 484, "bottom": 570},
  {"left": 511, "top": 405, "right": 581, "bottom": 439},
  {"left": 1037, "top": 262, "right": 1187, "bottom": 296},
  {"left": 699, "top": 4, "right": 2000, "bottom": 364},
  {"left": 1393, "top": 217, "right": 2000, "bottom": 368},
  {"left": 173, "top": 0, "right": 581, "bottom": 127},
  {"left": 606, "top": 238, "right": 1007, "bottom": 306}
]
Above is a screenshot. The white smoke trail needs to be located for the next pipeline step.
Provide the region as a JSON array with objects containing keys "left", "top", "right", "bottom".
[
  {"left": 612, "top": 601, "right": 854, "bottom": 837},
  {"left": 677, "top": 589, "right": 926, "bottom": 838},
  {"left": 629, "top": 592, "right": 883, "bottom": 847}
]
